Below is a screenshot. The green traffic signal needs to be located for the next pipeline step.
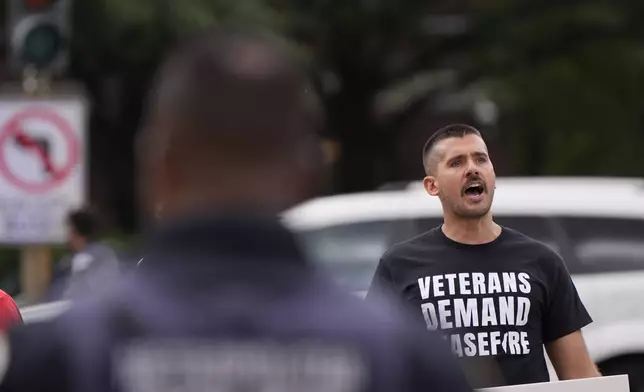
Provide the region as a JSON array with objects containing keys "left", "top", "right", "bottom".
[{"left": 19, "top": 23, "right": 62, "bottom": 68}]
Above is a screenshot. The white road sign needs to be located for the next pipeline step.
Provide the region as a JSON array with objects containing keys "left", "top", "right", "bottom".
[
  {"left": 477, "top": 375, "right": 629, "bottom": 392},
  {"left": 0, "top": 92, "right": 87, "bottom": 244}
]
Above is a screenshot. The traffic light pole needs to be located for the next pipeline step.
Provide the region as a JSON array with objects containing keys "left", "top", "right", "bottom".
[
  {"left": 5, "top": 0, "right": 73, "bottom": 304},
  {"left": 19, "top": 67, "right": 53, "bottom": 305},
  {"left": 22, "top": 65, "right": 51, "bottom": 96}
]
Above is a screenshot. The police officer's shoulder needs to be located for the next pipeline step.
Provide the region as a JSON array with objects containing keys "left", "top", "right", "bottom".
[
  {"left": 328, "top": 290, "right": 472, "bottom": 390},
  {"left": 315, "top": 279, "right": 420, "bottom": 335},
  {"left": 403, "top": 327, "right": 473, "bottom": 391},
  {"left": 64, "top": 271, "right": 137, "bottom": 319},
  {"left": 348, "top": 285, "right": 473, "bottom": 390}
]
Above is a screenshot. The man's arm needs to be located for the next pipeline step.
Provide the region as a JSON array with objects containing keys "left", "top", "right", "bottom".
[
  {"left": 546, "top": 331, "right": 600, "bottom": 379},
  {"left": 541, "top": 247, "right": 598, "bottom": 379}
]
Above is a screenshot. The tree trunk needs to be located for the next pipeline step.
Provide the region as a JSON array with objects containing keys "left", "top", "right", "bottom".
[{"left": 328, "top": 88, "right": 381, "bottom": 193}]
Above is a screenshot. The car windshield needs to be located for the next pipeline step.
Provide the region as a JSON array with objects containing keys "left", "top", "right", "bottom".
[{"left": 295, "top": 222, "right": 392, "bottom": 292}]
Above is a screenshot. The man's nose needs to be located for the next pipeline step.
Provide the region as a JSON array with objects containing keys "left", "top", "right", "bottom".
[{"left": 465, "top": 160, "right": 479, "bottom": 176}]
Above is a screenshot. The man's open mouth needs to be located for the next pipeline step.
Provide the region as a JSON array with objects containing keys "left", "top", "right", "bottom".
[{"left": 463, "top": 183, "right": 485, "bottom": 196}]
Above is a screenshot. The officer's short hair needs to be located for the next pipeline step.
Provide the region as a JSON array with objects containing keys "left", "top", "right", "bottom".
[{"left": 144, "top": 26, "right": 323, "bottom": 161}]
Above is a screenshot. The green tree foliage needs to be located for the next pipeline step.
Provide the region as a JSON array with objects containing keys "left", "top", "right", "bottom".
[
  {"left": 280, "top": 1, "right": 476, "bottom": 190},
  {"left": 70, "top": 0, "right": 476, "bottom": 192},
  {"left": 467, "top": 2, "right": 644, "bottom": 175},
  {"left": 72, "top": 0, "right": 285, "bottom": 76},
  {"left": 70, "top": 0, "right": 644, "bottom": 185},
  {"left": 282, "top": 1, "right": 644, "bottom": 179}
]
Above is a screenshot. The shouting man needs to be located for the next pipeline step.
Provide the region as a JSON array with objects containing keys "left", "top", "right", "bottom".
[{"left": 367, "top": 124, "right": 599, "bottom": 387}]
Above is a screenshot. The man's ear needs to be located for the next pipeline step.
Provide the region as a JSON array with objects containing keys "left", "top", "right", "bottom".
[{"left": 423, "top": 176, "right": 440, "bottom": 197}]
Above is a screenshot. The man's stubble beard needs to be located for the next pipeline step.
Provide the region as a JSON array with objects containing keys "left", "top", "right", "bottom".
[
  {"left": 454, "top": 204, "right": 492, "bottom": 220},
  {"left": 440, "top": 192, "right": 494, "bottom": 220}
]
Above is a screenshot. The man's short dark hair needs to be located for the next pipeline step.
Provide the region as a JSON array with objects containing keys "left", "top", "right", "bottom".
[
  {"left": 422, "top": 124, "right": 482, "bottom": 174},
  {"left": 67, "top": 208, "right": 100, "bottom": 239}
]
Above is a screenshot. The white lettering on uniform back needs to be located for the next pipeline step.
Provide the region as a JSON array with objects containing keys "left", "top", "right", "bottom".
[{"left": 115, "top": 340, "right": 366, "bottom": 392}]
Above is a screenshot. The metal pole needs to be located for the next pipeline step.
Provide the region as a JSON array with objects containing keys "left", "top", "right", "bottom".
[{"left": 19, "top": 65, "right": 53, "bottom": 304}]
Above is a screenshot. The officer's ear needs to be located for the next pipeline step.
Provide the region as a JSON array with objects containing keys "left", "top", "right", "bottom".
[
  {"left": 155, "top": 202, "right": 164, "bottom": 221},
  {"left": 273, "top": 133, "right": 325, "bottom": 213},
  {"left": 284, "top": 86, "right": 327, "bottom": 207}
]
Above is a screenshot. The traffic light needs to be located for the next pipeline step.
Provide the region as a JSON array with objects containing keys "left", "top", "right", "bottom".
[{"left": 7, "top": 0, "right": 71, "bottom": 74}]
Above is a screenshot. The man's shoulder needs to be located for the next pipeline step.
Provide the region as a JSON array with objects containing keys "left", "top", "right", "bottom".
[
  {"left": 501, "top": 227, "right": 562, "bottom": 258},
  {"left": 303, "top": 277, "right": 417, "bottom": 335},
  {"left": 500, "top": 227, "right": 567, "bottom": 272}
]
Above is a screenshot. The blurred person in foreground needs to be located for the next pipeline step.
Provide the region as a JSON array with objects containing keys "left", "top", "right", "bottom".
[
  {"left": 0, "top": 27, "right": 472, "bottom": 392},
  {"left": 367, "top": 124, "right": 600, "bottom": 387},
  {"left": 48, "top": 208, "right": 121, "bottom": 300}
]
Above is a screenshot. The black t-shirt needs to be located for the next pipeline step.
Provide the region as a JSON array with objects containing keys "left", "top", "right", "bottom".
[{"left": 366, "top": 225, "right": 592, "bottom": 387}]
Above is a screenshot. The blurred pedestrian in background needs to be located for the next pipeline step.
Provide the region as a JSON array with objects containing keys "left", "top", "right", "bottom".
[
  {"left": 0, "top": 26, "right": 471, "bottom": 392},
  {"left": 48, "top": 208, "right": 121, "bottom": 300}
]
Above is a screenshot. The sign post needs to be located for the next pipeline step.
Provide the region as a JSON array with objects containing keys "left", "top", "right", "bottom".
[
  {"left": 20, "top": 246, "right": 51, "bottom": 305},
  {"left": 0, "top": 80, "right": 87, "bottom": 303}
]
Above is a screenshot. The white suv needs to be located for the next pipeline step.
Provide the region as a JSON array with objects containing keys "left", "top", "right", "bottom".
[{"left": 283, "top": 177, "right": 644, "bottom": 390}]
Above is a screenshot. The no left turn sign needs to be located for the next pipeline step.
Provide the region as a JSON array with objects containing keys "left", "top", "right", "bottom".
[
  {"left": 0, "top": 107, "right": 80, "bottom": 194},
  {"left": 0, "top": 91, "right": 87, "bottom": 245}
]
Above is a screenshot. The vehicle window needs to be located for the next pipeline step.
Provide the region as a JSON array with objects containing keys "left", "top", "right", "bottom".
[
  {"left": 494, "top": 216, "right": 560, "bottom": 253},
  {"left": 415, "top": 218, "right": 443, "bottom": 234},
  {"left": 417, "top": 216, "right": 560, "bottom": 253},
  {"left": 560, "top": 217, "right": 644, "bottom": 273},
  {"left": 295, "top": 221, "right": 398, "bottom": 292}
]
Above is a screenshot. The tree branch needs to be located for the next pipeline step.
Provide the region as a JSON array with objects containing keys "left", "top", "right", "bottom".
[{"left": 380, "top": 89, "right": 441, "bottom": 132}]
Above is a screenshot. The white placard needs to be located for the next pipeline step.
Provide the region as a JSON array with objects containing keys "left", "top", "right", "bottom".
[
  {"left": 478, "top": 375, "right": 629, "bottom": 392},
  {"left": 0, "top": 89, "right": 87, "bottom": 244}
]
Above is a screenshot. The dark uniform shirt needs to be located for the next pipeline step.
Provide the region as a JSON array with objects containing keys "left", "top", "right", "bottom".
[{"left": 0, "top": 215, "right": 472, "bottom": 392}]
